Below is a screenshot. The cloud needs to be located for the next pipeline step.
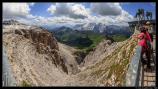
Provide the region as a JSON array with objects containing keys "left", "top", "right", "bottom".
[
  {"left": 47, "top": 3, "right": 90, "bottom": 19},
  {"left": 90, "top": 3, "right": 122, "bottom": 16},
  {"left": 120, "top": 3, "right": 131, "bottom": 5},
  {"left": 3, "top": 3, "right": 32, "bottom": 19},
  {"left": 17, "top": 15, "right": 75, "bottom": 26},
  {"left": 29, "top": 3, "right": 35, "bottom": 6},
  {"left": 88, "top": 3, "right": 134, "bottom": 26},
  {"left": 18, "top": 10, "right": 134, "bottom": 27},
  {"left": 116, "top": 10, "right": 134, "bottom": 22},
  {"left": 81, "top": 9, "right": 134, "bottom": 26}
]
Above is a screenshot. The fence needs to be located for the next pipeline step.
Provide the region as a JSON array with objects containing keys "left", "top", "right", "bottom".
[
  {"left": 2, "top": 46, "right": 17, "bottom": 86},
  {"left": 125, "top": 46, "right": 142, "bottom": 86}
]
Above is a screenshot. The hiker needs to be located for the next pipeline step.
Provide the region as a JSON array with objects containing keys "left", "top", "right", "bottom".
[
  {"left": 143, "top": 22, "right": 153, "bottom": 68},
  {"left": 141, "top": 26, "right": 152, "bottom": 68},
  {"left": 143, "top": 21, "right": 153, "bottom": 51},
  {"left": 144, "top": 21, "right": 153, "bottom": 42},
  {"left": 132, "top": 27, "right": 149, "bottom": 65}
]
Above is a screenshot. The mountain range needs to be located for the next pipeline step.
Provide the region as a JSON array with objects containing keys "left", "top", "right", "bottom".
[{"left": 47, "top": 22, "right": 133, "bottom": 37}]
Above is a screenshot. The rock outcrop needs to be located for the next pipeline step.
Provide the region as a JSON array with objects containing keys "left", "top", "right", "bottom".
[
  {"left": 58, "top": 43, "right": 80, "bottom": 75},
  {"left": 14, "top": 28, "right": 63, "bottom": 66},
  {"left": 3, "top": 19, "right": 22, "bottom": 25},
  {"left": 3, "top": 21, "right": 69, "bottom": 86}
]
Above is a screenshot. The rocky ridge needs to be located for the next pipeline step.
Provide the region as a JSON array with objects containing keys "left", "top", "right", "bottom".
[{"left": 3, "top": 21, "right": 69, "bottom": 86}]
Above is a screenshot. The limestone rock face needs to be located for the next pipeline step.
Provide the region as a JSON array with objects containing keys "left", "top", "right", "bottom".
[
  {"left": 58, "top": 43, "right": 80, "bottom": 75},
  {"left": 3, "top": 21, "right": 69, "bottom": 86},
  {"left": 16, "top": 27, "right": 67, "bottom": 72}
]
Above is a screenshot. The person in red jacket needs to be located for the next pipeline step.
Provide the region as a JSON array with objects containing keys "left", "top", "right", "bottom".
[
  {"left": 133, "top": 27, "right": 149, "bottom": 65},
  {"left": 143, "top": 25, "right": 153, "bottom": 68}
]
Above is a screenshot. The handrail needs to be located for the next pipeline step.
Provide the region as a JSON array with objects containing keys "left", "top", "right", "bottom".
[
  {"left": 125, "top": 46, "right": 142, "bottom": 86},
  {"left": 2, "top": 46, "right": 17, "bottom": 86}
]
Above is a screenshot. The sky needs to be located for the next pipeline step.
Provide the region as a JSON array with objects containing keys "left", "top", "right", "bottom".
[{"left": 3, "top": 2, "right": 156, "bottom": 26}]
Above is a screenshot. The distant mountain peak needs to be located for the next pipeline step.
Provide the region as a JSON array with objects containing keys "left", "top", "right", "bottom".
[{"left": 3, "top": 19, "right": 23, "bottom": 25}]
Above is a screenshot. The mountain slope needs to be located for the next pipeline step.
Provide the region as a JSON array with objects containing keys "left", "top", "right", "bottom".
[
  {"left": 51, "top": 28, "right": 105, "bottom": 49},
  {"left": 81, "top": 40, "right": 122, "bottom": 69},
  {"left": 58, "top": 42, "right": 80, "bottom": 75},
  {"left": 73, "top": 36, "right": 137, "bottom": 86},
  {"left": 3, "top": 21, "right": 70, "bottom": 86}
]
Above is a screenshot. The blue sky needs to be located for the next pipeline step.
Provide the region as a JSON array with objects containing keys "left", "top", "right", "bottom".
[
  {"left": 3, "top": 2, "right": 156, "bottom": 26},
  {"left": 121, "top": 3, "right": 156, "bottom": 19},
  {"left": 30, "top": 3, "right": 52, "bottom": 17}
]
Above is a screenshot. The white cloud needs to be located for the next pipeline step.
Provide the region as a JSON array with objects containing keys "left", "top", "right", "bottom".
[
  {"left": 18, "top": 11, "right": 134, "bottom": 27},
  {"left": 29, "top": 3, "right": 35, "bottom": 6},
  {"left": 3, "top": 3, "right": 32, "bottom": 19},
  {"left": 47, "top": 5, "right": 56, "bottom": 13},
  {"left": 120, "top": 3, "right": 131, "bottom": 5},
  {"left": 47, "top": 3, "right": 90, "bottom": 19},
  {"left": 116, "top": 10, "right": 134, "bottom": 23},
  {"left": 88, "top": 3, "right": 134, "bottom": 26},
  {"left": 46, "top": 3, "right": 134, "bottom": 26},
  {"left": 90, "top": 3, "right": 122, "bottom": 16}
]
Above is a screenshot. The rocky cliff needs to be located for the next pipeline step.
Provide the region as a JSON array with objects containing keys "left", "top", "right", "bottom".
[
  {"left": 3, "top": 21, "right": 69, "bottom": 86},
  {"left": 58, "top": 43, "right": 80, "bottom": 75}
]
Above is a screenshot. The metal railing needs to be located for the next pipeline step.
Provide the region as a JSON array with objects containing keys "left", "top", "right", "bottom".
[
  {"left": 2, "top": 46, "right": 17, "bottom": 87},
  {"left": 125, "top": 46, "right": 142, "bottom": 86}
]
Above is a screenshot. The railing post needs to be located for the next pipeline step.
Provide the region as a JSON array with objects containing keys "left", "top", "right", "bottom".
[{"left": 141, "top": 63, "right": 144, "bottom": 86}]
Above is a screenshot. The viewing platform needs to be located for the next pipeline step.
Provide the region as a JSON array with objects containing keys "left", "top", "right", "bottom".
[
  {"left": 125, "top": 21, "right": 156, "bottom": 87},
  {"left": 128, "top": 20, "right": 156, "bottom": 26}
]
